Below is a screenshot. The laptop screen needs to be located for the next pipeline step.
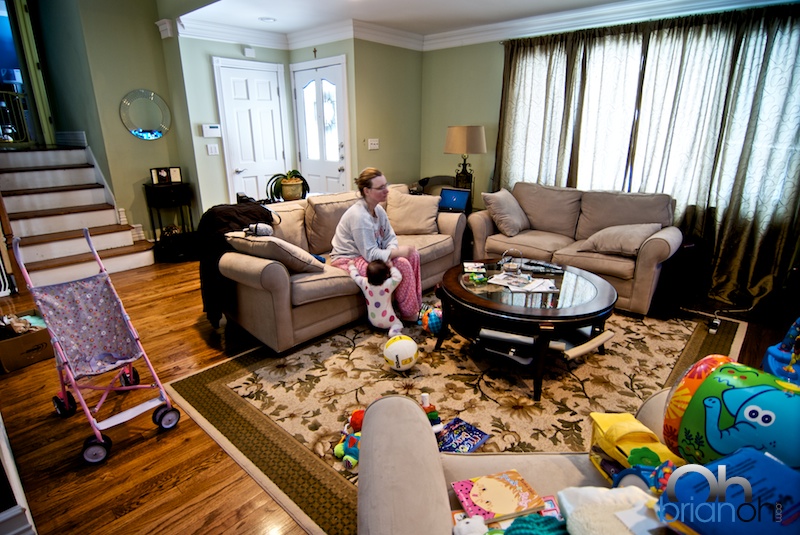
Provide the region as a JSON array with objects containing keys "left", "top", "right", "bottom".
[{"left": 438, "top": 187, "right": 471, "bottom": 212}]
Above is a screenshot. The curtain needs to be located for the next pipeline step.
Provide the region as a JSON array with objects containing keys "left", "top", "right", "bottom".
[{"left": 494, "top": 5, "right": 800, "bottom": 308}]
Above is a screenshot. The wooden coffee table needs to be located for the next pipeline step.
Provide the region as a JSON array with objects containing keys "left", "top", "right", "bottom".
[{"left": 435, "top": 260, "right": 617, "bottom": 401}]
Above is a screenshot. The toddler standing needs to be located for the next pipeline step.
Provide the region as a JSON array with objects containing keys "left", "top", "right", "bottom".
[{"left": 348, "top": 259, "right": 403, "bottom": 337}]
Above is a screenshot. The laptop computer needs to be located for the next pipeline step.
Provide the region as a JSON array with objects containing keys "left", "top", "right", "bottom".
[{"left": 438, "top": 187, "right": 471, "bottom": 213}]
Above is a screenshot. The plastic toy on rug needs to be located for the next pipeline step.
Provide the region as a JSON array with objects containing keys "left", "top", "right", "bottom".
[
  {"left": 761, "top": 316, "right": 800, "bottom": 382},
  {"left": 420, "top": 393, "right": 444, "bottom": 433},
  {"left": 664, "top": 354, "right": 800, "bottom": 467}
]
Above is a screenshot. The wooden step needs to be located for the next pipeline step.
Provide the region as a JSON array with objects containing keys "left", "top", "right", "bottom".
[
  {"left": 1, "top": 182, "right": 104, "bottom": 197},
  {"left": 8, "top": 202, "right": 114, "bottom": 220},
  {"left": 16, "top": 224, "right": 132, "bottom": 246},
  {"left": 0, "top": 162, "right": 93, "bottom": 175},
  {"left": 21, "top": 240, "right": 154, "bottom": 272}
]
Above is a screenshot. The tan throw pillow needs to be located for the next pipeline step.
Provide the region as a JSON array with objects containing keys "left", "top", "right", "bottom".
[
  {"left": 386, "top": 189, "right": 440, "bottom": 235},
  {"left": 578, "top": 223, "right": 662, "bottom": 257},
  {"left": 225, "top": 232, "right": 325, "bottom": 273},
  {"left": 482, "top": 189, "right": 530, "bottom": 237}
]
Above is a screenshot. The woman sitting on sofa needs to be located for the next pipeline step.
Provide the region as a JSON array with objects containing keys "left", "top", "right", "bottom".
[{"left": 331, "top": 167, "right": 422, "bottom": 321}]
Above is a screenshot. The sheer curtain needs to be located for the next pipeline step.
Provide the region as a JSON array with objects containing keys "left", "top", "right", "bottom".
[{"left": 494, "top": 6, "right": 800, "bottom": 308}]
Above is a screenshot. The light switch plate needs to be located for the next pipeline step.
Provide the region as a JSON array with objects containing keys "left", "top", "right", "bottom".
[
  {"left": 368, "top": 138, "right": 379, "bottom": 150},
  {"left": 207, "top": 144, "right": 219, "bottom": 156}
]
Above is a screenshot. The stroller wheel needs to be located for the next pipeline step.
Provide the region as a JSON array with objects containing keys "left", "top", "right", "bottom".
[
  {"left": 53, "top": 391, "right": 78, "bottom": 417},
  {"left": 120, "top": 367, "right": 140, "bottom": 386},
  {"left": 153, "top": 404, "right": 181, "bottom": 430},
  {"left": 82, "top": 434, "right": 112, "bottom": 464}
]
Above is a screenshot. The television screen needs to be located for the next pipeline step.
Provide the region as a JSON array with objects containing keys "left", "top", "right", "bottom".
[{"left": 439, "top": 187, "right": 471, "bottom": 212}]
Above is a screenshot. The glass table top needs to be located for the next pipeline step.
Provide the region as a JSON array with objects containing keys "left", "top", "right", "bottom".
[{"left": 459, "top": 260, "right": 599, "bottom": 310}]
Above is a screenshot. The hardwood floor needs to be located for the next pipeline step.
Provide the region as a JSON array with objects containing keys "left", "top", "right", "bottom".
[
  {"left": 0, "top": 261, "right": 305, "bottom": 534},
  {"left": 0, "top": 261, "right": 784, "bottom": 534}
]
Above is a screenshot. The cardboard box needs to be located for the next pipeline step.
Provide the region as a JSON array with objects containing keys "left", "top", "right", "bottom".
[{"left": 0, "top": 309, "right": 53, "bottom": 373}]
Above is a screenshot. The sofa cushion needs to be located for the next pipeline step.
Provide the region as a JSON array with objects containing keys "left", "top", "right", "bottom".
[
  {"left": 291, "top": 264, "right": 361, "bottom": 306},
  {"left": 575, "top": 191, "right": 673, "bottom": 241},
  {"left": 305, "top": 191, "right": 360, "bottom": 255},
  {"left": 268, "top": 201, "right": 309, "bottom": 249},
  {"left": 578, "top": 223, "right": 662, "bottom": 257},
  {"left": 225, "top": 232, "right": 325, "bottom": 273},
  {"left": 386, "top": 189, "right": 440, "bottom": 235},
  {"left": 553, "top": 241, "right": 636, "bottom": 280},
  {"left": 512, "top": 182, "right": 583, "bottom": 238},
  {"left": 397, "top": 234, "right": 454, "bottom": 264},
  {"left": 484, "top": 229, "right": 574, "bottom": 262},
  {"left": 482, "top": 189, "right": 530, "bottom": 237}
]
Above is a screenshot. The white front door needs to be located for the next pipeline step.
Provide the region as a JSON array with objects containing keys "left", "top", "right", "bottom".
[
  {"left": 291, "top": 56, "right": 349, "bottom": 194},
  {"left": 214, "top": 58, "right": 288, "bottom": 202}
]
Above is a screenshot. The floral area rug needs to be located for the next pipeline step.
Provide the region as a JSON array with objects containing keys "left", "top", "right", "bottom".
[{"left": 168, "top": 311, "right": 743, "bottom": 534}]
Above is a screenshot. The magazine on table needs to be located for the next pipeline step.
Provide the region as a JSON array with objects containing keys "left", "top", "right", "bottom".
[{"left": 488, "top": 273, "right": 558, "bottom": 293}]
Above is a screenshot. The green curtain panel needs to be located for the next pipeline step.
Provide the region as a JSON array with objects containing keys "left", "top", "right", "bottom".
[{"left": 494, "top": 5, "right": 800, "bottom": 309}]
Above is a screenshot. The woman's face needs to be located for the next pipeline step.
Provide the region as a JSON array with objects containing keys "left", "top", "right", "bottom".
[{"left": 364, "top": 174, "right": 389, "bottom": 203}]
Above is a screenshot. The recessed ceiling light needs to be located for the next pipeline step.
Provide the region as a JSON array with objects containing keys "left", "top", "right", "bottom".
[{"left": 258, "top": 17, "right": 277, "bottom": 23}]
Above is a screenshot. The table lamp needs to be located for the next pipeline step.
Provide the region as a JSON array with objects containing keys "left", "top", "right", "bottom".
[{"left": 444, "top": 125, "right": 487, "bottom": 192}]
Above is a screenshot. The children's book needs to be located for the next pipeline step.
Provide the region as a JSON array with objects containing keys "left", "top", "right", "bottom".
[
  {"left": 436, "top": 417, "right": 490, "bottom": 453},
  {"left": 451, "top": 469, "right": 545, "bottom": 522}
]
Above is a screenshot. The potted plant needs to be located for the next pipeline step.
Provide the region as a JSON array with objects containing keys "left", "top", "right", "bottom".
[{"left": 266, "top": 169, "right": 310, "bottom": 201}]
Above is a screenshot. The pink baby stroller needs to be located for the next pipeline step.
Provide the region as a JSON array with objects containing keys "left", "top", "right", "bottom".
[{"left": 13, "top": 229, "right": 180, "bottom": 463}]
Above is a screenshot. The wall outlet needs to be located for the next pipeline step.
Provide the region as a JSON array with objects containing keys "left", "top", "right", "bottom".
[{"left": 368, "top": 138, "right": 379, "bottom": 150}]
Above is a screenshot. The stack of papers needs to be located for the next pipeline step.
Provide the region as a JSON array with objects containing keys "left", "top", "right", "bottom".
[{"left": 488, "top": 273, "right": 558, "bottom": 293}]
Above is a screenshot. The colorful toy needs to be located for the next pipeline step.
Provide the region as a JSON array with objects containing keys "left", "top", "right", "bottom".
[
  {"left": 334, "top": 431, "right": 361, "bottom": 470},
  {"left": 348, "top": 408, "right": 365, "bottom": 433},
  {"left": 421, "top": 393, "right": 444, "bottom": 433},
  {"left": 612, "top": 459, "right": 675, "bottom": 495},
  {"left": 453, "top": 515, "right": 488, "bottom": 535},
  {"left": 665, "top": 354, "right": 800, "bottom": 467},
  {"left": 419, "top": 306, "right": 443, "bottom": 335},
  {"left": 761, "top": 316, "right": 800, "bottom": 382},
  {"left": 383, "top": 334, "right": 418, "bottom": 371}
]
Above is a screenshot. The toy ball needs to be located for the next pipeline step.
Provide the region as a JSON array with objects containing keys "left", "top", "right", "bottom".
[
  {"left": 420, "top": 307, "right": 443, "bottom": 335},
  {"left": 383, "top": 335, "right": 418, "bottom": 371},
  {"left": 664, "top": 354, "right": 800, "bottom": 467}
]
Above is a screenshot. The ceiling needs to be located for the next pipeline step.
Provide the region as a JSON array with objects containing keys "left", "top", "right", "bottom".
[{"left": 179, "top": 0, "right": 671, "bottom": 37}]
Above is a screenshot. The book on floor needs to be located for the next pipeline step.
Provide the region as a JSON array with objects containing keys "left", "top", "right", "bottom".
[
  {"left": 451, "top": 469, "right": 546, "bottom": 522},
  {"left": 436, "top": 417, "right": 490, "bottom": 453}
]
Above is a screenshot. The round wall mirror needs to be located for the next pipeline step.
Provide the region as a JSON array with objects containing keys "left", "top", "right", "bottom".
[{"left": 119, "top": 89, "right": 171, "bottom": 140}]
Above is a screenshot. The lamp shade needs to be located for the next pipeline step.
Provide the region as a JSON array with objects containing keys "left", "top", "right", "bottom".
[{"left": 444, "top": 125, "right": 486, "bottom": 155}]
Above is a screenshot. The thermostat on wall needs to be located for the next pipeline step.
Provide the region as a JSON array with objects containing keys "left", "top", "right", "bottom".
[{"left": 202, "top": 124, "right": 222, "bottom": 137}]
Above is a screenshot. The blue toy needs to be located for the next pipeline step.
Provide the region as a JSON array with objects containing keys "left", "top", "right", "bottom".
[
  {"left": 761, "top": 316, "right": 800, "bottom": 382},
  {"left": 334, "top": 431, "right": 361, "bottom": 470}
]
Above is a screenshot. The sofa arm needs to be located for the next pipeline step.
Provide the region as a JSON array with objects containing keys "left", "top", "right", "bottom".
[
  {"left": 467, "top": 210, "right": 496, "bottom": 260},
  {"left": 628, "top": 226, "right": 683, "bottom": 314},
  {"left": 358, "top": 396, "right": 452, "bottom": 535},
  {"left": 218, "top": 252, "right": 292, "bottom": 313},
  {"left": 436, "top": 212, "right": 467, "bottom": 264}
]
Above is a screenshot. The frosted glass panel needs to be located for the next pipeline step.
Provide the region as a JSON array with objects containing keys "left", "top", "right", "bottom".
[
  {"left": 303, "top": 81, "right": 319, "bottom": 160},
  {"left": 322, "top": 80, "right": 338, "bottom": 162}
]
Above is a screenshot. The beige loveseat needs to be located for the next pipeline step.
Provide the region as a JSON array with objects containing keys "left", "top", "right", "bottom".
[
  {"left": 218, "top": 185, "right": 466, "bottom": 352},
  {"left": 468, "top": 183, "right": 683, "bottom": 315},
  {"left": 357, "top": 390, "right": 670, "bottom": 534}
]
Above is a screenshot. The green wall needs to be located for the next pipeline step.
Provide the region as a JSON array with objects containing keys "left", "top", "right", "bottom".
[
  {"left": 34, "top": 1, "right": 505, "bottom": 233},
  {"left": 421, "top": 43, "right": 504, "bottom": 209}
]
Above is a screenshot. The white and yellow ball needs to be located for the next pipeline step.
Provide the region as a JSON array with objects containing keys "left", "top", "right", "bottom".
[{"left": 383, "top": 335, "right": 418, "bottom": 371}]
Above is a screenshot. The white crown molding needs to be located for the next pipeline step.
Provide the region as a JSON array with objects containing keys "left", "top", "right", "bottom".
[
  {"left": 422, "top": 0, "right": 788, "bottom": 50},
  {"left": 177, "top": 0, "right": 786, "bottom": 52},
  {"left": 176, "top": 17, "right": 289, "bottom": 49}
]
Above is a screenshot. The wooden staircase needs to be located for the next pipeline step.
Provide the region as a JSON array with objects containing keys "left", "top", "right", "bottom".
[{"left": 0, "top": 147, "right": 154, "bottom": 288}]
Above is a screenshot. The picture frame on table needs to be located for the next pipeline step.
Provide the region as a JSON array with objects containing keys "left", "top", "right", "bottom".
[{"left": 150, "top": 167, "right": 182, "bottom": 184}]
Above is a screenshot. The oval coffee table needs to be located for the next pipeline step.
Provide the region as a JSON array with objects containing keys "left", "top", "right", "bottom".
[{"left": 435, "top": 259, "right": 617, "bottom": 401}]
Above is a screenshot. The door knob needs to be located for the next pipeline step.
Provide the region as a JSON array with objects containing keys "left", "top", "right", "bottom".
[
  {"left": 235, "top": 168, "right": 247, "bottom": 174},
  {"left": 338, "top": 166, "right": 345, "bottom": 172}
]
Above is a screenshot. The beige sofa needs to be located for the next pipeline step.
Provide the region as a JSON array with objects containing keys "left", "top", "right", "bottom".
[
  {"left": 468, "top": 183, "right": 683, "bottom": 315},
  {"left": 357, "top": 390, "right": 669, "bottom": 535},
  {"left": 218, "top": 185, "right": 466, "bottom": 352}
]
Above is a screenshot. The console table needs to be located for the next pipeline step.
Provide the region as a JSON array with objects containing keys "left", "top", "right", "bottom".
[{"left": 143, "top": 183, "right": 197, "bottom": 262}]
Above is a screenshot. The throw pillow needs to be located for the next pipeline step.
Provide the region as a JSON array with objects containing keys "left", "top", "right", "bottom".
[
  {"left": 482, "top": 189, "right": 530, "bottom": 237},
  {"left": 225, "top": 232, "right": 325, "bottom": 273},
  {"left": 386, "top": 189, "right": 440, "bottom": 235},
  {"left": 578, "top": 223, "right": 662, "bottom": 257}
]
